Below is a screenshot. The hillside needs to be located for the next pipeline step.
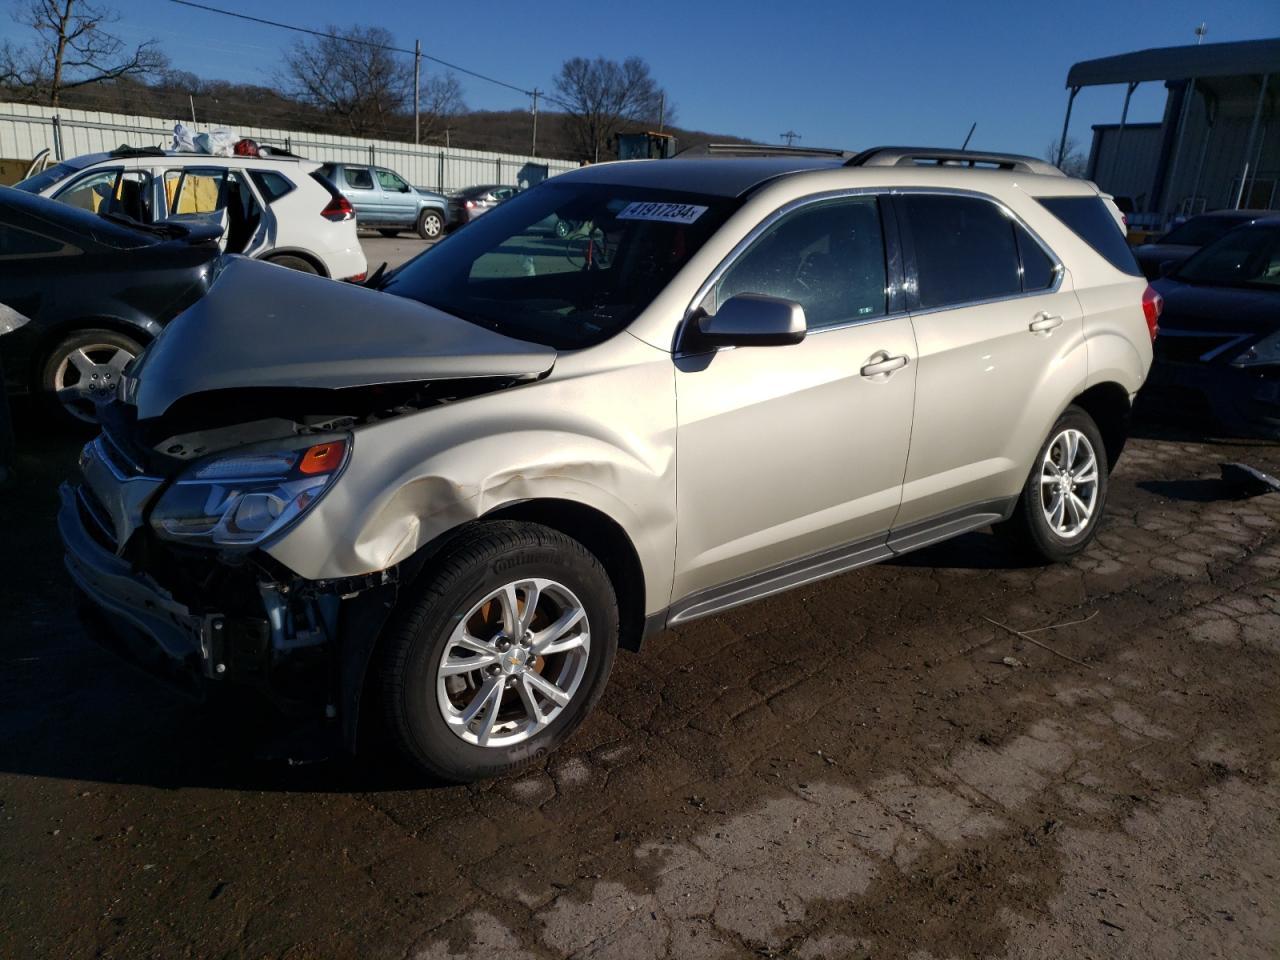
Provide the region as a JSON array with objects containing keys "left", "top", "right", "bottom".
[{"left": 1, "top": 76, "right": 754, "bottom": 161}]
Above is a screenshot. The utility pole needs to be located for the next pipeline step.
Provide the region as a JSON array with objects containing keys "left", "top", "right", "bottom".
[
  {"left": 658, "top": 93, "right": 665, "bottom": 133},
  {"left": 414, "top": 39, "right": 422, "bottom": 145},
  {"left": 780, "top": 130, "right": 800, "bottom": 146},
  {"left": 188, "top": 93, "right": 196, "bottom": 125},
  {"left": 1195, "top": 22, "right": 1207, "bottom": 44},
  {"left": 531, "top": 88, "right": 540, "bottom": 156}
]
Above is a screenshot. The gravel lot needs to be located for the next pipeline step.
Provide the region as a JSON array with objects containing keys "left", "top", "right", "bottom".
[{"left": 2, "top": 403, "right": 1279, "bottom": 957}]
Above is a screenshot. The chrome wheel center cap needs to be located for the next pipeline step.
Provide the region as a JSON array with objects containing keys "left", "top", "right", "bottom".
[{"left": 501, "top": 646, "right": 530, "bottom": 675}]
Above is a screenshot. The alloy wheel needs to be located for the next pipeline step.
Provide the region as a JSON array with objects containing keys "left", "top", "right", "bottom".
[
  {"left": 436, "top": 578, "right": 591, "bottom": 747},
  {"left": 52, "top": 343, "right": 135, "bottom": 423},
  {"left": 1039, "top": 427, "right": 1099, "bottom": 539}
]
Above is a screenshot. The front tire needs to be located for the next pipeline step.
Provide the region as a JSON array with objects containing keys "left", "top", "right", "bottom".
[
  {"left": 416, "top": 209, "right": 444, "bottom": 240},
  {"left": 998, "top": 406, "right": 1108, "bottom": 563},
  {"left": 379, "top": 522, "right": 618, "bottom": 782}
]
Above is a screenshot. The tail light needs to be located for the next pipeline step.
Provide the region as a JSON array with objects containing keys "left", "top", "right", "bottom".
[
  {"left": 1142, "top": 284, "right": 1163, "bottom": 341},
  {"left": 321, "top": 194, "right": 354, "bottom": 222},
  {"left": 464, "top": 199, "right": 476, "bottom": 209}
]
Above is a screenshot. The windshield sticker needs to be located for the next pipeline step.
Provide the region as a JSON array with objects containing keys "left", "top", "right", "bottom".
[{"left": 617, "top": 201, "right": 708, "bottom": 224}]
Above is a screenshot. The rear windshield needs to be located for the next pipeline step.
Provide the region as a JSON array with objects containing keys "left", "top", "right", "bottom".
[
  {"left": 1160, "top": 214, "right": 1246, "bottom": 248},
  {"left": 1037, "top": 196, "right": 1141, "bottom": 277},
  {"left": 382, "top": 182, "right": 737, "bottom": 349}
]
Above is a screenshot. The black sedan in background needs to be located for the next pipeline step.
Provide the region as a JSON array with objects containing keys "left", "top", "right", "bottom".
[
  {"left": 1149, "top": 217, "right": 1280, "bottom": 437},
  {"left": 0, "top": 185, "right": 221, "bottom": 424},
  {"left": 1133, "top": 209, "right": 1270, "bottom": 280}
]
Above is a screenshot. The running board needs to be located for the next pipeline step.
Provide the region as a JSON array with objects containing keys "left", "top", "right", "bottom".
[{"left": 664, "top": 498, "right": 1015, "bottom": 629}]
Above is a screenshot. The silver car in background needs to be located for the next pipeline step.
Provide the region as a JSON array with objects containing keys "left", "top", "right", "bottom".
[
  {"left": 447, "top": 184, "right": 520, "bottom": 229},
  {"left": 319, "top": 162, "right": 448, "bottom": 239}
]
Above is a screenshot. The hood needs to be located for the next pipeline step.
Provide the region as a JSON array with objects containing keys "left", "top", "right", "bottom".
[
  {"left": 128, "top": 256, "right": 557, "bottom": 420},
  {"left": 1152, "top": 277, "right": 1280, "bottom": 336}
]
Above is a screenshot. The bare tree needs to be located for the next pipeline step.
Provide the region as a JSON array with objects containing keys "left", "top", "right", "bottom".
[
  {"left": 4, "top": 0, "right": 166, "bottom": 105},
  {"left": 417, "top": 70, "right": 465, "bottom": 143},
  {"left": 553, "top": 56, "right": 669, "bottom": 162},
  {"left": 279, "top": 25, "right": 464, "bottom": 139},
  {"left": 1045, "top": 136, "right": 1088, "bottom": 178}
]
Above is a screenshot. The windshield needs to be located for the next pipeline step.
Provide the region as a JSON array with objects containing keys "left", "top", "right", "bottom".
[
  {"left": 382, "top": 181, "right": 737, "bottom": 349},
  {"left": 1176, "top": 225, "right": 1280, "bottom": 289},
  {"left": 13, "top": 161, "right": 85, "bottom": 194},
  {"left": 1160, "top": 215, "right": 1247, "bottom": 247}
]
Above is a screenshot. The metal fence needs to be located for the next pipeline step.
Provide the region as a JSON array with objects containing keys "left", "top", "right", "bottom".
[{"left": 0, "top": 102, "right": 578, "bottom": 194}]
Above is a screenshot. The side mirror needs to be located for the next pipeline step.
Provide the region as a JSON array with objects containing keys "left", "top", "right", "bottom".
[
  {"left": 696, "top": 294, "right": 807, "bottom": 348},
  {"left": 1158, "top": 259, "right": 1178, "bottom": 278}
]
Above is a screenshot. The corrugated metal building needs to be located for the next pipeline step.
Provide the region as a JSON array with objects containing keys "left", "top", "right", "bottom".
[
  {"left": 1061, "top": 38, "right": 1279, "bottom": 227},
  {"left": 0, "top": 102, "right": 578, "bottom": 194}
]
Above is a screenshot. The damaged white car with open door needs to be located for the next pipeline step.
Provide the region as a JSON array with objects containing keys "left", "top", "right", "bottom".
[{"left": 15, "top": 147, "right": 367, "bottom": 281}]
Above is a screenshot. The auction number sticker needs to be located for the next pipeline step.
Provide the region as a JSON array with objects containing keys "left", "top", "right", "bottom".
[{"left": 617, "top": 201, "right": 708, "bottom": 224}]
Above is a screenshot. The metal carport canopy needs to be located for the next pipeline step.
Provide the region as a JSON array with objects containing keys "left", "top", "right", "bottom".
[{"left": 1066, "top": 38, "right": 1280, "bottom": 86}]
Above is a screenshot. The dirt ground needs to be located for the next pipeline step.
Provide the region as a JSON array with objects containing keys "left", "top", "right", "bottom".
[{"left": 1, "top": 413, "right": 1278, "bottom": 960}]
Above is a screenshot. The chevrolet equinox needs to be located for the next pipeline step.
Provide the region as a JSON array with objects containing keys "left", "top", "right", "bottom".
[{"left": 60, "top": 147, "right": 1159, "bottom": 781}]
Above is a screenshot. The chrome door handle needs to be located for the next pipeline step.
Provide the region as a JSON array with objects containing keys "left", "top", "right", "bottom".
[
  {"left": 860, "top": 352, "right": 909, "bottom": 377},
  {"left": 1029, "top": 313, "right": 1063, "bottom": 334}
]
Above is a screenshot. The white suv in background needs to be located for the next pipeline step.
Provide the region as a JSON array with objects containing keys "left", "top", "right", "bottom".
[{"left": 16, "top": 148, "right": 367, "bottom": 281}]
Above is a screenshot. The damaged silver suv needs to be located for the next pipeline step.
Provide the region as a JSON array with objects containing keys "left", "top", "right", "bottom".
[{"left": 61, "top": 148, "right": 1157, "bottom": 781}]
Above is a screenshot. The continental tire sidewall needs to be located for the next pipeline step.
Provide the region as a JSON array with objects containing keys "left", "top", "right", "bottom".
[{"left": 391, "top": 526, "right": 617, "bottom": 781}]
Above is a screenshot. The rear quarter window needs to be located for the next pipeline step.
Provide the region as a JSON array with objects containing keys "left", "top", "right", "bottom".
[
  {"left": 249, "top": 170, "right": 296, "bottom": 203},
  {"left": 1037, "top": 196, "right": 1141, "bottom": 277}
]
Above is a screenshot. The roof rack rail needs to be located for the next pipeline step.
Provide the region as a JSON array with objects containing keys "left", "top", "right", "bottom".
[
  {"left": 845, "top": 146, "right": 1065, "bottom": 176},
  {"left": 674, "top": 142, "right": 856, "bottom": 160}
]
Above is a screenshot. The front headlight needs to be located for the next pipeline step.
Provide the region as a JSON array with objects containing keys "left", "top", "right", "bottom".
[
  {"left": 150, "top": 437, "right": 349, "bottom": 547},
  {"left": 1231, "top": 335, "right": 1280, "bottom": 368}
]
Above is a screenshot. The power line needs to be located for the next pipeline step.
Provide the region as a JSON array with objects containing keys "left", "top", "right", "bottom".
[{"left": 165, "top": 0, "right": 567, "bottom": 108}]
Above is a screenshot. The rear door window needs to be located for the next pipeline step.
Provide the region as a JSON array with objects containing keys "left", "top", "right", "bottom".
[
  {"left": 1037, "top": 195, "right": 1142, "bottom": 276},
  {"left": 900, "top": 194, "right": 1022, "bottom": 309},
  {"left": 715, "top": 196, "right": 888, "bottom": 329},
  {"left": 344, "top": 166, "right": 375, "bottom": 190}
]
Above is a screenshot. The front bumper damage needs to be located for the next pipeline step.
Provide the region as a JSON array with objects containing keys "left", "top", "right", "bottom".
[{"left": 58, "top": 472, "right": 401, "bottom": 754}]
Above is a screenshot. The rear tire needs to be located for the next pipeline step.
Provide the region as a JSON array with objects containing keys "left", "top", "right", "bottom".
[
  {"left": 997, "top": 405, "right": 1108, "bottom": 563},
  {"left": 416, "top": 209, "right": 444, "bottom": 240},
  {"left": 40, "top": 328, "right": 142, "bottom": 427},
  {"left": 264, "top": 254, "right": 318, "bottom": 274},
  {"left": 379, "top": 521, "right": 618, "bottom": 782}
]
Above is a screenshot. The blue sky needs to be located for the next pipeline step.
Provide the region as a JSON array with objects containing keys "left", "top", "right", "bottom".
[{"left": 83, "top": 0, "right": 1280, "bottom": 155}]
